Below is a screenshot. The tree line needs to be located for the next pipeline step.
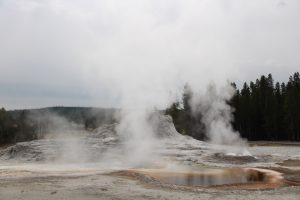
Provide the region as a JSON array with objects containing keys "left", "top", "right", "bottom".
[
  {"left": 0, "top": 108, "right": 36, "bottom": 144},
  {"left": 231, "top": 72, "right": 300, "bottom": 141},
  {"left": 166, "top": 72, "right": 300, "bottom": 141}
]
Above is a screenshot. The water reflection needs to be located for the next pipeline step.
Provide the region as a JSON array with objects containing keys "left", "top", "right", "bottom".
[{"left": 142, "top": 168, "right": 265, "bottom": 187}]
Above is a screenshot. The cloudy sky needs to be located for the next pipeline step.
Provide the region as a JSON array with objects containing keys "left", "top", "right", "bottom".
[{"left": 0, "top": 0, "right": 299, "bottom": 109}]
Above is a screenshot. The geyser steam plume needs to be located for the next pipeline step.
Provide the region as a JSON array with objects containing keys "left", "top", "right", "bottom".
[
  {"left": 5, "top": 0, "right": 298, "bottom": 159},
  {"left": 116, "top": 108, "right": 159, "bottom": 167},
  {"left": 191, "top": 83, "right": 249, "bottom": 155},
  {"left": 115, "top": 81, "right": 250, "bottom": 167}
]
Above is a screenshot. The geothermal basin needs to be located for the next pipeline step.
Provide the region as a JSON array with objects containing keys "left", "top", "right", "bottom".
[{"left": 1, "top": 117, "right": 300, "bottom": 199}]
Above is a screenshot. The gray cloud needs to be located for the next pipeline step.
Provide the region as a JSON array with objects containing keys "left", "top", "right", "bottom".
[{"left": 0, "top": 0, "right": 299, "bottom": 109}]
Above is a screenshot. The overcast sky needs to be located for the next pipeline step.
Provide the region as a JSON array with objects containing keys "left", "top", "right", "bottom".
[{"left": 0, "top": 0, "right": 300, "bottom": 109}]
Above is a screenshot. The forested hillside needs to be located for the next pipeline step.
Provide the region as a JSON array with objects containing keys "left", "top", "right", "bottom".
[
  {"left": 231, "top": 72, "right": 300, "bottom": 141},
  {"left": 167, "top": 72, "right": 300, "bottom": 141}
]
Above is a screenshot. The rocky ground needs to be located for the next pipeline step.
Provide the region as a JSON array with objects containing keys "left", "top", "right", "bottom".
[
  {"left": 1, "top": 167, "right": 300, "bottom": 200},
  {"left": 1, "top": 115, "right": 300, "bottom": 199}
]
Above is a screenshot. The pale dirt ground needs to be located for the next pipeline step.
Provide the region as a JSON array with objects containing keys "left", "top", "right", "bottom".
[
  {"left": 1, "top": 123, "right": 300, "bottom": 200},
  {"left": 0, "top": 169, "right": 300, "bottom": 200}
]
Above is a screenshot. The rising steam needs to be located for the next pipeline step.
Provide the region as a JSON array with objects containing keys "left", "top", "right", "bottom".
[
  {"left": 191, "top": 82, "right": 249, "bottom": 155},
  {"left": 3, "top": 0, "right": 291, "bottom": 163},
  {"left": 116, "top": 108, "right": 159, "bottom": 167}
]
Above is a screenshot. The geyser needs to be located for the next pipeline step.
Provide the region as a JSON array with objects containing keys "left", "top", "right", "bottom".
[{"left": 191, "top": 83, "right": 249, "bottom": 155}]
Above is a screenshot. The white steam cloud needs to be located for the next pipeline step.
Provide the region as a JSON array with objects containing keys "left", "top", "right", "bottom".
[
  {"left": 191, "top": 83, "right": 249, "bottom": 155},
  {"left": 1, "top": 0, "right": 299, "bottom": 161},
  {"left": 116, "top": 109, "right": 159, "bottom": 166}
]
